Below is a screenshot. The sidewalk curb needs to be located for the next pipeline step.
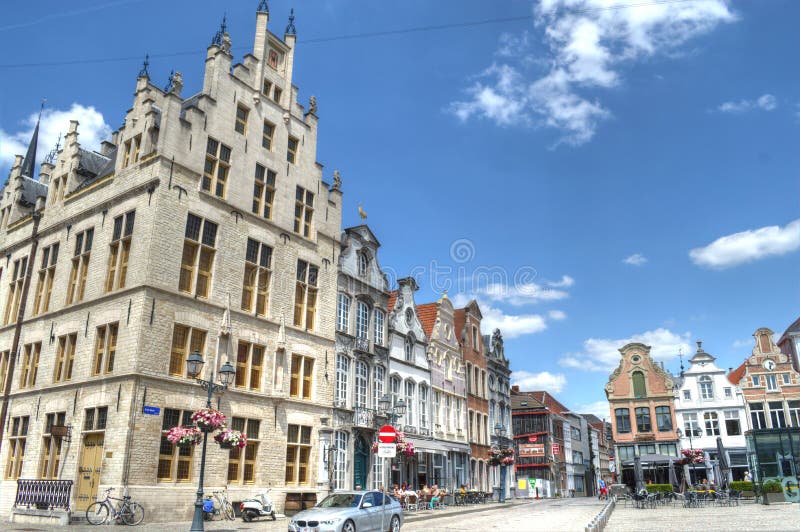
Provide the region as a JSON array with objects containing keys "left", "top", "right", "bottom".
[{"left": 404, "top": 499, "right": 536, "bottom": 523}]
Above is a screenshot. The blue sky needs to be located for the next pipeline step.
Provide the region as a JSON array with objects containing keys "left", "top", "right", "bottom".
[{"left": 1, "top": 0, "right": 798, "bottom": 419}]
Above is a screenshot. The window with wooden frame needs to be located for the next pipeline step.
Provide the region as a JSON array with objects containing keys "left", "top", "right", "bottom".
[
  {"left": 273, "top": 86, "right": 282, "bottom": 104},
  {"left": 285, "top": 424, "right": 312, "bottom": 485},
  {"left": 252, "top": 164, "right": 276, "bottom": 219},
  {"left": 19, "top": 342, "right": 40, "bottom": 389},
  {"left": 84, "top": 406, "right": 108, "bottom": 431},
  {"left": 235, "top": 105, "right": 249, "bottom": 135},
  {"left": 158, "top": 408, "right": 193, "bottom": 482},
  {"left": 0, "top": 350, "right": 9, "bottom": 391},
  {"left": 262, "top": 79, "right": 273, "bottom": 97},
  {"left": 227, "top": 417, "right": 260, "bottom": 484},
  {"left": 287, "top": 136, "right": 299, "bottom": 164},
  {"left": 93, "top": 323, "right": 119, "bottom": 375},
  {"left": 105, "top": 211, "right": 135, "bottom": 292},
  {"left": 293, "top": 186, "right": 313, "bottom": 237},
  {"left": 169, "top": 324, "right": 207, "bottom": 377},
  {"left": 39, "top": 412, "right": 66, "bottom": 479},
  {"left": 289, "top": 354, "right": 314, "bottom": 400},
  {"left": 5, "top": 416, "right": 29, "bottom": 479},
  {"left": 121, "top": 135, "right": 141, "bottom": 168},
  {"left": 33, "top": 242, "right": 59, "bottom": 316},
  {"left": 202, "top": 138, "right": 231, "bottom": 198},
  {"left": 235, "top": 341, "right": 264, "bottom": 391},
  {"left": 268, "top": 49, "right": 280, "bottom": 69},
  {"left": 293, "top": 259, "right": 318, "bottom": 329},
  {"left": 53, "top": 333, "right": 77, "bottom": 383},
  {"left": 4, "top": 256, "right": 28, "bottom": 325},
  {"left": 179, "top": 214, "right": 217, "bottom": 298},
  {"left": 241, "top": 238, "right": 272, "bottom": 317},
  {"left": 66, "top": 228, "right": 93, "bottom": 305},
  {"left": 262, "top": 120, "right": 275, "bottom": 150}
]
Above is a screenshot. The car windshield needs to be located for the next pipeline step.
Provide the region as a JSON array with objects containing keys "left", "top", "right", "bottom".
[{"left": 317, "top": 494, "right": 362, "bottom": 508}]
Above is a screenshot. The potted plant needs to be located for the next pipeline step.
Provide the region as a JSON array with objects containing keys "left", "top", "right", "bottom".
[
  {"left": 214, "top": 428, "right": 247, "bottom": 450},
  {"left": 762, "top": 479, "right": 784, "bottom": 504},
  {"left": 192, "top": 407, "right": 226, "bottom": 432},
  {"left": 166, "top": 426, "right": 202, "bottom": 447}
]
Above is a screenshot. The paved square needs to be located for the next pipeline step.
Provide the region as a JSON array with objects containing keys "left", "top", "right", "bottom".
[{"left": 606, "top": 501, "right": 800, "bottom": 531}]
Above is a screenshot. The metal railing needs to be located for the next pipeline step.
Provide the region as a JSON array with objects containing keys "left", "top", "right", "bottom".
[
  {"left": 14, "top": 479, "right": 73, "bottom": 511},
  {"left": 354, "top": 337, "right": 371, "bottom": 353},
  {"left": 585, "top": 496, "right": 615, "bottom": 532}
]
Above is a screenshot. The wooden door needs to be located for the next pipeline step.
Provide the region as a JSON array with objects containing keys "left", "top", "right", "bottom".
[{"left": 75, "top": 433, "right": 104, "bottom": 511}]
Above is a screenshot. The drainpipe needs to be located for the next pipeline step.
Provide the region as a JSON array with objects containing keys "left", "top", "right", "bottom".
[{"left": 0, "top": 211, "right": 42, "bottom": 451}]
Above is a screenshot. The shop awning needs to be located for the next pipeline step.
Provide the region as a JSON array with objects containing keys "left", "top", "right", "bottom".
[
  {"left": 442, "top": 442, "right": 471, "bottom": 454},
  {"left": 407, "top": 437, "right": 448, "bottom": 455}
]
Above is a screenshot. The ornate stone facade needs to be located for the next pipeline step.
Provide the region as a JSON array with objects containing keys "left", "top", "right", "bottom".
[{"left": 0, "top": 6, "right": 340, "bottom": 520}]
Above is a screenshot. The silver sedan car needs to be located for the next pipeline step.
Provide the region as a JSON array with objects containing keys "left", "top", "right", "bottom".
[{"left": 288, "top": 490, "right": 403, "bottom": 532}]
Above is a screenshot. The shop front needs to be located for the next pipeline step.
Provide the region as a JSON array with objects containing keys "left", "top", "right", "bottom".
[{"left": 746, "top": 428, "right": 800, "bottom": 504}]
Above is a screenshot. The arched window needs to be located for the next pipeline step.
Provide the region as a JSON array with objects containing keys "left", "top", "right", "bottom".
[
  {"left": 335, "top": 354, "right": 350, "bottom": 407},
  {"left": 355, "top": 360, "right": 368, "bottom": 408},
  {"left": 419, "top": 384, "right": 429, "bottom": 429},
  {"left": 405, "top": 380, "right": 416, "bottom": 427},
  {"left": 358, "top": 252, "right": 369, "bottom": 276},
  {"left": 632, "top": 371, "right": 646, "bottom": 398},
  {"left": 466, "top": 362, "right": 472, "bottom": 393},
  {"left": 404, "top": 336, "right": 414, "bottom": 362},
  {"left": 336, "top": 293, "right": 350, "bottom": 332},
  {"left": 444, "top": 357, "right": 451, "bottom": 379},
  {"left": 372, "top": 365, "right": 385, "bottom": 408},
  {"left": 356, "top": 300, "right": 369, "bottom": 339},
  {"left": 390, "top": 376, "right": 401, "bottom": 407},
  {"left": 699, "top": 376, "right": 713, "bottom": 400}
]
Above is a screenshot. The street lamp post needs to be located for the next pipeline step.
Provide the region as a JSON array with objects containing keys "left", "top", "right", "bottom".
[
  {"left": 377, "top": 395, "right": 407, "bottom": 487},
  {"left": 494, "top": 423, "right": 509, "bottom": 503},
  {"left": 677, "top": 428, "right": 697, "bottom": 488},
  {"left": 186, "top": 350, "right": 236, "bottom": 532}
]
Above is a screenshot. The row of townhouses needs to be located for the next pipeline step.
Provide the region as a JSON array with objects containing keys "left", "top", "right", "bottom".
[
  {"left": 605, "top": 320, "right": 800, "bottom": 502},
  {"left": 511, "top": 389, "right": 613, "bottom": 498},
  {"left": 0, "top": 4, "right": 514, "bottom": 521}
]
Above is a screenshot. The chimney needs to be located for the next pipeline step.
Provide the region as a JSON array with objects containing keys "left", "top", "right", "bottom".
[{"left": 512, "top": 385, "right": 520, "bottom": 393}]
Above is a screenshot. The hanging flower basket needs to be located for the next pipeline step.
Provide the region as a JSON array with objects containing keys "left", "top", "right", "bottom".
[
  {"left": 167, "top": 426, "right": 202, "bottom": 447},
  {"left": 489, "top": 448, "right": 514, "bottom": 466},
  {"left": 371, "top": 431, "right": 415, "bottom": 457},
  {"left": 214, "top": 429, "right": 247, "bottom": 450},
  {"left": 681, "top": 449, "right": 704, "bottom": 464},
  {"left": 192, "top": 407, "right": 226, "bottom": 432}
]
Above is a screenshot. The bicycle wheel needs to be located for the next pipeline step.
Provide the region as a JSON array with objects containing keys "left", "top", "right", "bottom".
[
  {"left": 86, "top": 502, "right": 110, "bottom": 525},
  {"left": 223, "top": 501, "right": 235, "bottom": 521},
  {"left": 121, "top": 502, "right": 145, "bottom": 526}
]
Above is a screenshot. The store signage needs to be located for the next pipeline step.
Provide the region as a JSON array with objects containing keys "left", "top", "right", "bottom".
[
  {"left": 552, "top": 443, "right": 560, "bottom": 455},
  {"left": 528, "top": 435, "right": 538, "bottom": 443},
  {"left": 519, "top": 444, "right": 545, "bottom": 457}
]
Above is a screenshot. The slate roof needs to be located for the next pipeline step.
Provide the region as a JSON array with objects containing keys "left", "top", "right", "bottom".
[
  {"left": 73, "top": 148, "right": 116, "bottom": 192},
  {"left": 19, "top": 176, "right": 48, "bottom": 207},
  {"left": 532, "top": 391, "right": 570, "bottom": 416},
  {"left": 510, "top": 392, "right": 545, "bottom": 411}
]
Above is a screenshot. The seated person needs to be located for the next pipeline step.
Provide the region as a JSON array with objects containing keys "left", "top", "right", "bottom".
[
  {"left": 430, "top": 485, "right": 441, "bottom": 509},
  {"left": 459, "top": 484, "right": 467, "bottom": 496},
  {"left": 422, "top": 484, "right": 431, "bottom": 496},
  {"left": 393, "top": 485, "right": 401, "bottom": 498}
]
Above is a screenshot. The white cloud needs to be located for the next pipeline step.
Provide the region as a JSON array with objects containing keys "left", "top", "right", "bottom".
[
  {"left": 476, "top": 274, "right": 573, "bottom": 306},
  {"left": 560, "top": 328, "right": 691, "bottom": 372},
  {"left": 512, "top": 370, "right": 567, "bottom": 394},
  {"left": 623, "top": 253, "right": 648, "bottom": 266},
  {"left": 576, "top": 400, "right": 612, "bottom": 421},
  {"left": 480, "top": 302, "right": 548, "bottom": 339},
  {"left": 450, "top": 0, "right": 736, "bottom": 145},
  {"left": 0, "top": 104, "right": 112, "bottom": 174},
  {"left": 548, "top": 310, "right": 567, "bottom": 321},
  {"left": 717, "top": 93, "right": 778, "bottom": 113},
  {"left": 689, "top": 219, "right": 800, "bottom": 269}
]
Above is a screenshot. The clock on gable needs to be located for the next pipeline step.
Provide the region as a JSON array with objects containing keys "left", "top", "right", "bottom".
[{"left": 763, "top": 359, "right": 776, "bottom": 371}]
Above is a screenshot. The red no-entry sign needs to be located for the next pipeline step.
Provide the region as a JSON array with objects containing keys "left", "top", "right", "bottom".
[{"left": 378, "top": 425, "right": 397, "bottom": 443}]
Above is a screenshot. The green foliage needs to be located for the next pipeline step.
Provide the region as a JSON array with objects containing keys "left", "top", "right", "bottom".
[
  {"left": 730, "top": 481, "right": 754, "bottom": 492},
  {"left": 645, "top": 484, "right": 673, "bottom": 493},
  {"left": 762, "top": 480, "right": 782, "bottom": 493}
]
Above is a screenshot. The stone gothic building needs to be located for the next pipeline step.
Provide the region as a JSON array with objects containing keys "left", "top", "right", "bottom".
[{"left": 0, "top": 4, "right": 341, "bottom": 519}]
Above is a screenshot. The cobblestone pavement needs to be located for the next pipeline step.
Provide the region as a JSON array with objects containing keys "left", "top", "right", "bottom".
[{"left": 606, "top": 500, "right": 800, "bottom": 532}]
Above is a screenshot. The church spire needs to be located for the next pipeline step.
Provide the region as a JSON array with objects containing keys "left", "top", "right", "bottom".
[
  {"left": 21, "top": 100, "right": 44, "bottom": 179},
  {"left": 257, "top": 0, "right": 269, "bottom": 14},
  {"left": 211, "top": 13, "right": 227, "bottom": 46}
]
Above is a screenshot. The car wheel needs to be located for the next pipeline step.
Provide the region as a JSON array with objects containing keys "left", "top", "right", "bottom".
[
  {"left": 270, "top": 511, "right": 276, "bottom": 521},
  {"left": 343, "top": 519, "right": 356, "bottom": 532},
  {"left": 390, "top": 515, "right": 401, "bottom": 532},
  {"left": 242, "top": 509, "right": 256, "bottom": 522}
]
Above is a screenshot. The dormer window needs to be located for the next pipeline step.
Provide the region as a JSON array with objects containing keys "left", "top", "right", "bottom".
[
  {"left": 404, "top": 336, "right": 413, "bottom": 362},
  {"left": 358, "top": 253, "right": 369, "bottom": 277}
]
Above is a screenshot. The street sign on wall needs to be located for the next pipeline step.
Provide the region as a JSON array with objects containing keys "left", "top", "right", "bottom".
[
  {"left": 552, "top": 443, "right": 560, "bottom": 455},
  {"left": 377, "top": 443, "right": 397, "bottom": 458},
  {"left": 519, "top": 444, "right": 545, "bottom": 457}
]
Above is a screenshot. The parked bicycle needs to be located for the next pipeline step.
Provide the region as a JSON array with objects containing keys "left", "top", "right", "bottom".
[
  {"left": 86, "top": 487, "right": 145, "bottom": 526},
  {"left": 203, "top": 489, "right": 235, "bottom": 521}
]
